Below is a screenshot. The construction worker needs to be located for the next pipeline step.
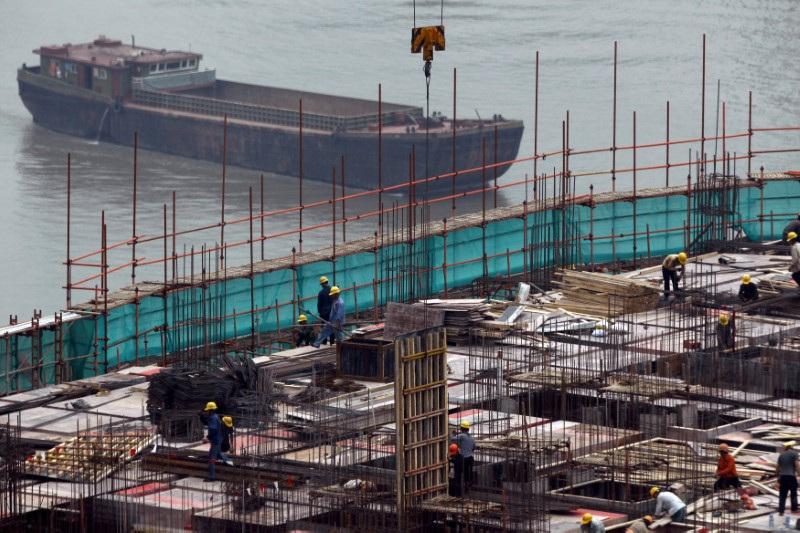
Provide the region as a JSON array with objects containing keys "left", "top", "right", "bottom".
[
  {"left": 651, "top": 486, "right": 686, "bottom": 523},
  {"left": 201, "top": 401, "right": 231, "bottom": 481},
  {"left": 293, "top": 315, "right": 315, "bottom": 347},
  {"left": 221, "top": 416, "right": 236, "bottom": 455},
  {"left": 716, "top": 313, "right": 734, "bottom": 351},
  {"left": 788, "top": 232, "right": 800, "bottom": 286},
  {"left": 625, "top": 515, "right": 653, "bottom": 533},
  {"left": 782, "top": 213, "right": 800, "bottom": 244},
  {"left": 317, "top": 276, "right": 334, "bottom": 344},
  {"left": 661, "top": 252, "right": 687, "bottom": 298},
  {"left": 451, "top": 420, "right": 475, "bottom": 492},
  {"left": 448, "top": 443, "right": 463, "bottom": 497},
  {"left": 737, "top": 274, "right": 759, "bottom": 303},
  {"left": 713, "top": 443, "right": 741, "bottom": 491},
  {"left": 312, "top": 286, "right": 345, "bottom": 347},
  {"left": 580, "top": 512, "right": 605, "bottom": 532},
  {"left": 776, "top": 441, "right": 800, "bottom": 515}
]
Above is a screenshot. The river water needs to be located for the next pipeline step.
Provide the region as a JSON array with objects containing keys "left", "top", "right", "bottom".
[{"left": 1, "top": 0, "right": 798, "bottom": 320}]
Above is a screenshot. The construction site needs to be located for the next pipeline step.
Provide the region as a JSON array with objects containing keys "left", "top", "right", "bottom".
[{"left": 5, "top": 33, "right": 800, "bottom": 532}]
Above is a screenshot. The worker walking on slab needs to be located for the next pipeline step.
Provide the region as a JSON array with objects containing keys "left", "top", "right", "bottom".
[
  {"left": 713, "top": 443, "right": 742, "bottom": 491},
  {"left": 317, "top": 276, "right": 335, "bottom": 345},
  {"left": 651, "top": 487, "right": 686, "bottom": 523},
  {"left": 788, "top": 233, "right": 800, "bottom": 286},
  {"left": 447, "top": 443, "right": 463, "bottom": 497},
  {"left": 293, "top": 315, "right": 315, "bottom": 347},
  {"left": 580, "top": 513, "right": 605, "bottom": 532},
  {"left": 661, "top": 252, "right": 687, "bottom": 298},
  {"left": 738, "top": 274, "right": 759, "bottom": 303},
  {"left": 783, "top": 214, "right": 800, "bottom": 244},
  {"left": 624, "top": 515, "right": 653, "bottom": 533},
  {"left": 777, "top": 441, "right": 800, "bottom": 515},
  {"left": 451, "top": 420, "right": 475, "bottom": 492},
  {"left": 312, "top": 286, "right": 345, "bottom": 347},
  {"left": 202, "top": 401, "right": 231, "bottom": 481},
  {"left": 716, "top": 314, "right": 734, "bottom": 351}
]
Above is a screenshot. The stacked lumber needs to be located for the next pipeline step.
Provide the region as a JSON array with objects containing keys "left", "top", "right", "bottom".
[
  {"left": 415, "top": 299, "right": 490, "bottom": 344},
  {"left": 545, "top": 270, "right": 661, "bottom": 317},
  {"left": 750, "top": 423, "right": 800, "bottom": 444}
]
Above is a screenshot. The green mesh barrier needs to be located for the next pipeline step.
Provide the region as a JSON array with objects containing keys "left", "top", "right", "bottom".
[{"left": 4, "top": 179, "right": 800, "bottom": 393}]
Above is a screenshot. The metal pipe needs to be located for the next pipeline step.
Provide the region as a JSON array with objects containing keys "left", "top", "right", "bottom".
[
  {"left": 299, "top": 99, "right": 304, "bottom": 253},
  {"left": 612, "top": 41, "right": 617, "bottom": 192},
  {"left": 452, "top": 68, "right": 457, "bottom": 218},
  {"left": 701, "top": 34, "right": 706, "bottom": 177},
  {"left": 220, "top": 115, "right": 227, "bottom": 272},
  {"left": 131, "top": 132, "right": 137, "bottom": 286},
  {"left": 66, "top": 153, "right": 71, "bottom": 310}
]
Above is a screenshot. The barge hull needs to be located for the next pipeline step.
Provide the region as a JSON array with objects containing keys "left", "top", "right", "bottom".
[{"left": 18, "top": 69, "right": 523, "bottom": 192}]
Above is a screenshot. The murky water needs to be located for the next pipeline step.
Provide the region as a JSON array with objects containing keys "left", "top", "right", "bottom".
[{"left": 1, "top": 0, "right": 799, "bottom": 319}]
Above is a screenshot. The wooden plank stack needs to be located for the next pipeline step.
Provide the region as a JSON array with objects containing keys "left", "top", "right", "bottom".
[
  {"left": 545, "top": 270, "right": 662, "bottom": 317},
  {"left": 416, "top": 300, "right": 490, "bottom": 344}
]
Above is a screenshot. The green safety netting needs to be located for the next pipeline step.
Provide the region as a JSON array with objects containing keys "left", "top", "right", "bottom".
[{"left": 3, "top": 179, "right": 798, "bottom": 393}]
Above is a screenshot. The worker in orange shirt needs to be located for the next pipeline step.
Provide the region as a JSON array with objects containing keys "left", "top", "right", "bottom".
[{"left": 713, "top": 443, "right": 741, "bottom": 491}]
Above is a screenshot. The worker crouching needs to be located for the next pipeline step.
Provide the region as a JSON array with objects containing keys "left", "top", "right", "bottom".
[
  {"left": 738, "top": 274, "right": 759, "bottom": 303},
  {"left": 293, "top": 315, "right": 315, "bottom": 347},
  {"left": 713, "top": 443, "right": 741, "bottom": 491},
  {"left": 580, "top": 512, "right": 605, "bottom": 532},
  {"left": 624, "top": 515, "right": 653, "bottom": 533}
]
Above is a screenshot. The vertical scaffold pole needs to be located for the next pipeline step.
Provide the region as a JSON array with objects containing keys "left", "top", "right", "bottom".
[
  {"left": 612, "top": 41, "right": 618, "bottom": 192},
  {"left": 452, "top": 68, "right": 457, "bottom": 218}
]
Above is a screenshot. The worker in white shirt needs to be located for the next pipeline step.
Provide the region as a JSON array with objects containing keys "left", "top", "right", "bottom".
[{"left": 651, "top": 487, "right": 686, "bottom": 523}]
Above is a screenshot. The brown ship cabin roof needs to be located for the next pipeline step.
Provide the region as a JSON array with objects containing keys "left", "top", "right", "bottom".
[{"left": 35, "top": 35, "right": 201, "bottom": 71}]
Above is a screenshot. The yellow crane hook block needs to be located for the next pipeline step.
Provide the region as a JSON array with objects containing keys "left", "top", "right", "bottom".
[{"left": 411, "top": 25, "right": 445, "bottom": 61}]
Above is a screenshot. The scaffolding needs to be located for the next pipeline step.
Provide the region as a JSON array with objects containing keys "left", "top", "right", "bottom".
[{"left": 3, "top": 33, "right": 800, "bottom": 532}]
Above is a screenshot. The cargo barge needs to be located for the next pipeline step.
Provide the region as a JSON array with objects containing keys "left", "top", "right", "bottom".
[{"left": 17, "top": 36, "right": 524, "bottom": 191}]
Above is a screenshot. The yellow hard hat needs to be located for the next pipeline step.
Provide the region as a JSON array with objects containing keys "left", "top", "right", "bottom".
[
  {"left": 205, "top": 401, "right": 217, "bottom": 411},
  {"left": 741, "top": 274, "right": 750, "bottom": 285},
  {"left": 677, "top": 252, "right": 687, "bottom": 264},
  {"left": 319, "top": 276, "right": 328, "bottom": 284},
  {"left": 329, "top": 286, "right": 340, "bottom": 296},
  {"left": 298, "top": 314, "right": 307, "bottom": 323},
  {"left": 719, "top": 314, "right": 729, "bottom": 326},
  {"left": 222, "top": 416, "right": 233, "bottom": 428},
  {"left": 785, "top": 441, "right": 797, "bottom": 448},
  {"left": 650, "top": 487, "right": 660, "bottom": 498},
  {"left": 460, "top": 420, "right": 470, "bottom": 429},
  {"left": 789, "top": 232, "right": 799, "bottom": 242},
  {"left": 581, "top": 513, "right": 593, "bottom": 525}
]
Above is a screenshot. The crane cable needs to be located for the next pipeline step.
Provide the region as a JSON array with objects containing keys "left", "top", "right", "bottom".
[
  {"left": 413, "top": 0, "right": 444, "bottom": 198},
  {"left": 413, "top": 0, "right": 444, "bottom": 301}
]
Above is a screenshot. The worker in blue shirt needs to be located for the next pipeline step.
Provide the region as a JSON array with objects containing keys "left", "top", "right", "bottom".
[
  {"left": 313, "top": 286, "right": 344, "bottom": 347},
  {"left": 202, "top": 401, "right": 231, "bottom": 481}
]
